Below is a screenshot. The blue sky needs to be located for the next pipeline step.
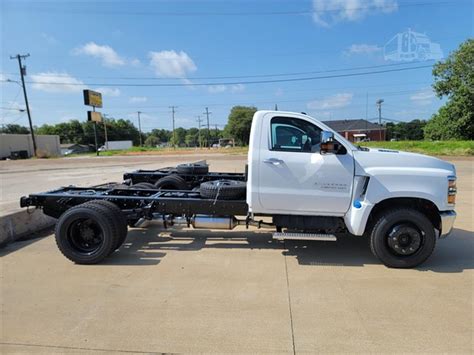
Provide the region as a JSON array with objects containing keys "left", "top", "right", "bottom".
[{"left": 1, "top": 0, "right": 472, "bottom": 132}]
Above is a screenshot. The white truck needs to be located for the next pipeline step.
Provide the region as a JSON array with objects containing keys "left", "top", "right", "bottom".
[{"left": 21, "top": 111, "right": 457, "bottom": 268}]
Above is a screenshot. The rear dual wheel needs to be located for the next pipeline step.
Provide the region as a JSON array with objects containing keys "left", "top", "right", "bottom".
[{"left": 55, "top": 201, "right": 127, "bottom": 264}]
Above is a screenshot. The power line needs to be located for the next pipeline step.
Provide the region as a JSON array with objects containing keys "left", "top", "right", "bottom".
[
  {"left": 0, "top": 107, "right": 26, "bottom": 111},
  {"left": 9, "top": 62, "right": 433, "bottom": 81},
  {"left": 9, "top": 1, "right": 460, "bottom": 17},
  {"left": 16, "top": 65, "right": 433, "bottom": 88}
]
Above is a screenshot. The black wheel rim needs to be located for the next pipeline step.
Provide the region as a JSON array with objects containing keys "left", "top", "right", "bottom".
[
  {"left": 386, "top": 223, "right": 423, "bottom": 256},
  {"left": 67, "top": 218, "right": 104, "bottom": 255}
]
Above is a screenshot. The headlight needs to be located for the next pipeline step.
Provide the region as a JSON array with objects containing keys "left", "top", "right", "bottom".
[{"left": 448, "top": 176, "right": 457, "bottom": 204}]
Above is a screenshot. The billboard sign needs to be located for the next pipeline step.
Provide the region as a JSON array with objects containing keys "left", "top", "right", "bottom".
[
  {"left": 87, "top": 111, "right": 102, "bottom": 123},
  {"left": 83, "top": 90, "right": 103, "bottom": 108}
]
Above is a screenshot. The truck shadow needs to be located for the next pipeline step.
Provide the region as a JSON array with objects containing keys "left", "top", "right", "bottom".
[{"left": 105, "top": 226, "right": 473, "bottom": 272}]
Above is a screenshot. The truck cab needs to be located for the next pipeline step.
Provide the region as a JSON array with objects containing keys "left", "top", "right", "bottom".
[{"left": 247, "top": 110, "right": 456, "bottom": 267}]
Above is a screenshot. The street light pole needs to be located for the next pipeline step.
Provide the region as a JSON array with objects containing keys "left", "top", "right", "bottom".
[
  {"left": 376, "top": 99, "right": 384, "bottom": 141},
  {"left": 10, "top": 54, "right": 37, "bottom": 157}
]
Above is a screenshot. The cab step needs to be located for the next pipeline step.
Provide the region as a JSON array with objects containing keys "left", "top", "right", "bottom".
[{"left": 272, "top": 232, "right": 337, "bottom": 241}]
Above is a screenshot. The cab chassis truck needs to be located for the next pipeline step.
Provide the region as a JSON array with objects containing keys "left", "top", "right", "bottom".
[{"left": 20, "top": 111, "right": 457, "bottom": 268}]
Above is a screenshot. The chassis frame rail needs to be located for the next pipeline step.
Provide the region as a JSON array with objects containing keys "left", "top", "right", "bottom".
[{"left": 21, "top": 186, "right": 249, "bottom": 220}]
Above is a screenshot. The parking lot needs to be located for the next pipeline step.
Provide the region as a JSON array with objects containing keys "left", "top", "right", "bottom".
[{"left": 1, "top": 155, "right": 473, "bottom": 353}]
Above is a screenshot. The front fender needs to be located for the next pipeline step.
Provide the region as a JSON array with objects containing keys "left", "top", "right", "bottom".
[{"left": 344, "top": 168, "right": 451, "bottom": 236}]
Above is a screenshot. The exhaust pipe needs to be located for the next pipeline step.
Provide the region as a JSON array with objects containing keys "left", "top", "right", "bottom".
[
  {"left": 150, "top": 214, "right": 274, "bottom": 230},
  {"left": 191, "top": 215, "right": 238, "bottom": 230}
]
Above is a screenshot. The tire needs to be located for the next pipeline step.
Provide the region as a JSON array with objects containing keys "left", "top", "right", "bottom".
[
  {"left": 132, "top": 182, "right": 156, "bottom": 189},
  {"left": 55, "top": 202, "right": 120, "bottom": 264},
  {"left": 199, "top": 180, "right": 246, "bottom": 200},
  {"left": 154, "top": 175, "right": 189, "bottom": 190},
  {"left": 369, "top": 208, "right": 436, "bottom": 268},
  {"left": 176, "top": 163, "right": 209, "bottom": 175},
  {"left": 82, "top": 200, "right": 128, "bottom": 252}
]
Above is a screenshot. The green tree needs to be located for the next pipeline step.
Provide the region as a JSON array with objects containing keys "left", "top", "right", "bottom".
[
  {"left": 0, "top": 124, "right": 30, "bottom": 134},
  {"left": 185, "top": 127, "right": 199, "bottom": 147},
  {"left": 386, "top": 120, "right": 426, "bottom": 140},
  {"left": 424, "top": 39, "right": 474, "bottom": 140},
  {"left": 144, "top": 135, "right": 160, "bottom": 147},
  {"left": 170, "top": 127, "right": 186, "bottom": 147},
  {"left": 150, "top": 129, "right": 172, "bottom": 143},
  {"left": 224, "top": 106, "right": 257, "bottom": 145}
]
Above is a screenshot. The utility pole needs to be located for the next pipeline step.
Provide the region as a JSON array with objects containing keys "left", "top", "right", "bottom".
[
  {"left": 137, "top": 111, "right": 143, "bottom": 146},
  {"left": 10, "top": 54, "right": 36, "bottom": 157},
  {"left": 365, "top": 92, "right": 369, "bottom": 137},
  {"left": 203, "top": 107, "right": 211, "bottom": 148},
  {"left": 376, "top": 99, "right": 384, "bottom": 141},
  {"left": 102, "top": 114, "right": 110, "bottom": 150},
  {"left": 170, "top": 106, "right": 177, "bottom": 148},
  {"left": 196, "top": 115, "right": 202, "bottom": 148}
]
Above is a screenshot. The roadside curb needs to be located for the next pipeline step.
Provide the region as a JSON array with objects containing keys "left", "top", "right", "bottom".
[{"left": 0, "top": 209, "right": 55, "bottom": 247}]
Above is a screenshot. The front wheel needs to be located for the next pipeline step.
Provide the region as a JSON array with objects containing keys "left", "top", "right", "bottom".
[{"left": 369, "top": 208, "right": 436, "bottom": 268}]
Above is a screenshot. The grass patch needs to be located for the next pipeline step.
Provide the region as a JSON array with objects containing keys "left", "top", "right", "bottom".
[
  {"left": 360, "top": 141, "right": 474, "bottom": 156},
  {"left": 62, "top": 141, "right": 473, "bottom": 158},
  {"left": 65, "top": 146, "right": 249, "bottom": 157}
]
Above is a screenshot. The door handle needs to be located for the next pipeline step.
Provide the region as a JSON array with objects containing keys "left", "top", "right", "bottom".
[{"left": 263, "top": 158, "right": 284, "bottom": 166}]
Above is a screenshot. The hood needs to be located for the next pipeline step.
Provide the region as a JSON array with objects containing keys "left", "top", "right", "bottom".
[{"left": 353, "top": 148, "right": 456, "bottom": 176}]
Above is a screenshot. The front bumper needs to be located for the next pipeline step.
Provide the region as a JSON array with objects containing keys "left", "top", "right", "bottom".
[{"left": 439, "top": 210, "right": 456, "bottom": 238}]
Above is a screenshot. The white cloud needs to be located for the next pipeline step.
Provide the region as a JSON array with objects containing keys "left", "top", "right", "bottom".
[
  {"left": 41, "top": 33, "right": 58, "bottom": 45},
  {"left": 345, "top": 43, "right": 382, "bottom": 55},
  {"left": 208, "top": 85, "right": 227, "bottom": 93},
  {"left": 148, "top": 50, "right": 197, "bottom": 77},
  {"left": 130, "top": 58, "right": 141, "bottom": 67},
  {"left": 307, "top": 93, "right": 353, "bottom": 110},
  {"left": 315, "top": 111, "right": 332, "bottom": 119},
  {"left": 207, "top": 83, "right": 245, "bottom": 94},
  {"left": 230, "top": 84, "right": 245, "bottom": 93},
  {"left": 129, "top": 96, "right": 148, "bottom": 103},
  {"left": 30, "top": 72, "right": 85, "bottom": 93},
  {"left": 6, "top": 101, "right": 25, "bottom": 111},
  {"left": 312, "top": 0, "right": 398, "bottom": 27},
  {"left": 410, "top": 88, "right": 435, "bottom": 105},
  {"left": 95, "top": 87, "right": 121, "bottom": 97},
  {"left": 73, "top": 42, "right": 126, "bottom": 67}
]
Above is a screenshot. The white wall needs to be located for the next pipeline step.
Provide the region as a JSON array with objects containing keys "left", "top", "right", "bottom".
[{"left": 0, "top": 134, "right": 61, "bottom": 158}]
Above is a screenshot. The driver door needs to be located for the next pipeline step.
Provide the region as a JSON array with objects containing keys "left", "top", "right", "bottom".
[{"left": 258, "top": 115, "right": 354, "bottom": 215}]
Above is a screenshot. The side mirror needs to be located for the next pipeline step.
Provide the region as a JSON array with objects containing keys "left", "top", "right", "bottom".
[{"left": 320, "top": 131, "right": 339, "bottom": 154}]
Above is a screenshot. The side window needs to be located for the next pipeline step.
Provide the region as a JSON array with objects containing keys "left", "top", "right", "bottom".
[{"left": 270, "top": 116, "right": 322, "bottom": 153}]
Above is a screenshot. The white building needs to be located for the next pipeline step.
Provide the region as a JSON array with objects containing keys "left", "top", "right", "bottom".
[{"left": 0, "top": 134, "right": 61, "bottom": 159}]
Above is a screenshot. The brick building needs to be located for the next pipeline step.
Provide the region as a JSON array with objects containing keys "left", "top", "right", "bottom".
[{"left": 323, "top": 119, "right": 386, "bottom": 142}]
